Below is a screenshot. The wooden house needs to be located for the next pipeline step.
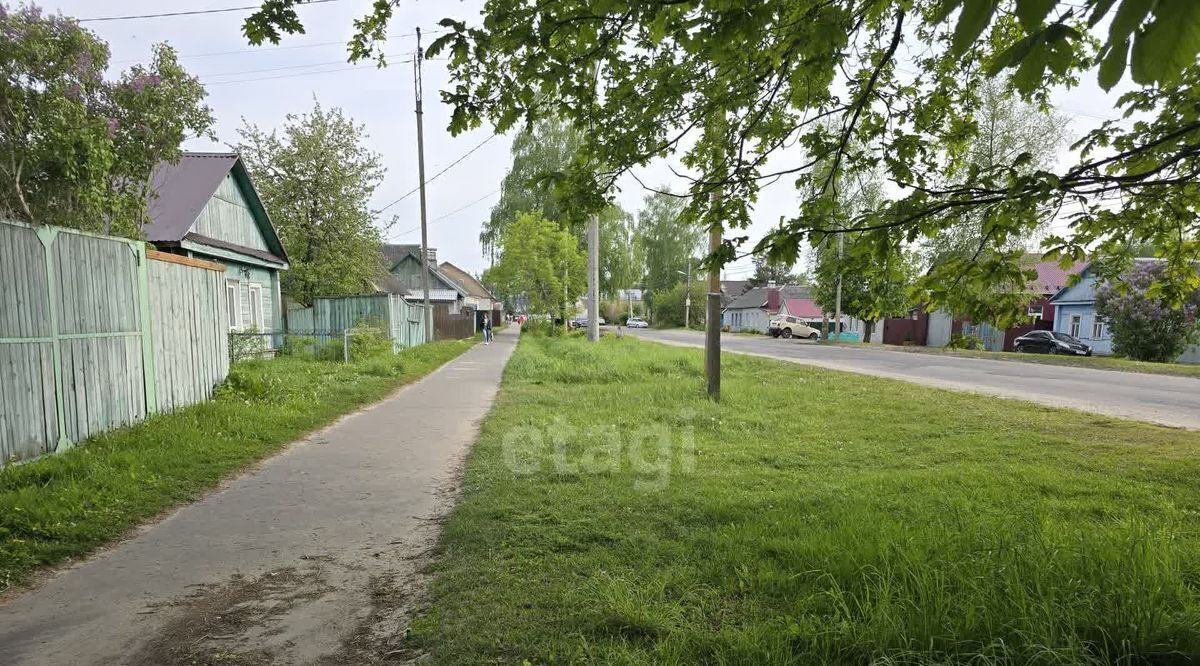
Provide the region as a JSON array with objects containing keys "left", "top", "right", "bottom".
[
  {"left": 143, "top": 152, "right": 289, "bottom": 334},
  {"left": 377, "top": 244, "right": 476, "bottom": 339}
]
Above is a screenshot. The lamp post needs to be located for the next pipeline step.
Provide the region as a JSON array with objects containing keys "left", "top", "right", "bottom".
[{"left": 677, "top": 258, "right": 691, "bottom": 328}]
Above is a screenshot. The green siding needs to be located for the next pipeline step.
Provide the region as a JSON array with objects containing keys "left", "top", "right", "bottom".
[
  {"left": 192, "top": 173, "right": 269, "bottom": 251},
  {"left": 222, "top": 261, "right": 279, "bottom": 332}
]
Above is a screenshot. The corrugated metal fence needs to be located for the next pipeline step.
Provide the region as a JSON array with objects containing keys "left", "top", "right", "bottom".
[
  {"left": 0, "top": 219, "right": 228, "bottom": 461},
  {"left": 286, "top": 293, "right": 428, "bottom": 351}
]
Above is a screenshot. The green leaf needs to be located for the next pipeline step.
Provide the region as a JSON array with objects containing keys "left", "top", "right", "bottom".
[
  {"left": 1130, "top": 0, "right": 1200, "bottom": 85},
  {"left": 1015, "top": 0, "right": 1055, "bottom": 31},
  {"left": 1097, "top": 38, "right": 1128, "bottom": 90},
  {"left": 951, "top": 0, "right": 997, "bottom": 56},
  {"left": 985, "top": 33, "right": 1040, "bottom": 75},
  {"left": 1107, "top": 0, "right": 1152, "bottom": 45}
]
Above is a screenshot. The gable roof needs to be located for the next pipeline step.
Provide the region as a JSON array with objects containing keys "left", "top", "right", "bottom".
[
  {"left": 377, "top": 244, "right": 468, "bottom": 298},
  {"left": 724, "top": 285, "right": 809, "bottom": 311},
  {"left": 1030, "top": 259, "right": 1085, "bottom": 295},
  {"left": 382, "top": 243, "right": 422, "bottom": 269},
  {"left": 144, "top": 152, "right": 288, "bottom": 264},
  {"left": 781, "top": 298, "right": 823, "bottom": 318},
  {"left": 439, "top": 261, "right": 493, "bottom": 300}
]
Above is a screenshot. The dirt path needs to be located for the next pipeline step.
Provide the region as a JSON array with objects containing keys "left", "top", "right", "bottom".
[{"left": 0, "top": 327, "right": 519, "bottom": 665}]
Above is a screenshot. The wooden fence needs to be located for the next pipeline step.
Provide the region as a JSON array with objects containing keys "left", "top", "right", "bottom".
[
  {"left": 433, "top": 304, "right": 476, "bottom": 341},
  {"left": 0, "top": 219, "right": 228, "bottom": 462},
  {"left": 286, "top": 293, "right": 428, "bottom": 351}
]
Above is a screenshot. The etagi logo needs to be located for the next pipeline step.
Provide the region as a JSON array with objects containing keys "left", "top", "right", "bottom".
[{"left": 500, "top": 410, "right": 697, "bottom": 492}]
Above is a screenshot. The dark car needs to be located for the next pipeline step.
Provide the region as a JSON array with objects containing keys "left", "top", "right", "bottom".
[{"left": 1013, "top": 330, "right": 1092, "bottom": 356}]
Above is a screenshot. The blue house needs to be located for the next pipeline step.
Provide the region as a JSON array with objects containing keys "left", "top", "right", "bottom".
[
  {"left": 1050, "top": 261, "right": 1200, "bottom": 363},
  {"left": 143, "top": 152, "right": 289, "bottom": 335}
]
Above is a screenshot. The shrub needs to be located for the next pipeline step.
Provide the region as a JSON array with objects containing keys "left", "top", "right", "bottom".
[
  {"left": 277, "top": 335, "right": 317, "bottom": 358},
  {"left": 946, "top": 333, "right": 984, "bottom": 350},
  {"left": 1095, "top": 262, "right": 1200, "bottom": 362},
  {"left": 651, "top": 282, "right": 706, "bottom": 328}
]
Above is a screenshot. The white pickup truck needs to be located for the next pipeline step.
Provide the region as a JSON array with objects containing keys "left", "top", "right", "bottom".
[{"left": 768, "top": 315, "right": 821, "bottom": 340}]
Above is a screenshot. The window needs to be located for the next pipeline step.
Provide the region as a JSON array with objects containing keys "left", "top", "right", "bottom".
[
  {"left": 1068, "top": 314, "right": 1081, "bottom": 338},
  {"left": 247, "top": 284, "right": 264, "bottom": 331},
  {"left": 787, "top": 316, "right": 799, "bottom": 324},
  {"left": 226, "top": 279, "right": 241, "bottom": 331},
  {"left": 1092, "top": 318, "right": 1106, "bottom": 340},
  {"left": 1028, "top": 304, "right": 1044, "bottom": 320}
]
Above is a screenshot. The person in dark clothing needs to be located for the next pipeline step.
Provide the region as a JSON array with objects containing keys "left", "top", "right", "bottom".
[{"left": 482, "top": 314, "right": 493, "bottom": 344}]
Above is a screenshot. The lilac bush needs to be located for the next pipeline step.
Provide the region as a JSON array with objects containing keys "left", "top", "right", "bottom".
[{"left": 1095, "top": 262, "right": 1200, "bottom": 362}]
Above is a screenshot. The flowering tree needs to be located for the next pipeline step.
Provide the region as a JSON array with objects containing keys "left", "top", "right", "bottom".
[
  {"left": 0, "top": 3, "right": 212, "bottom": 237},
  {"left": 1095, "top": 263, "right": 1200, "bottom": 362}
]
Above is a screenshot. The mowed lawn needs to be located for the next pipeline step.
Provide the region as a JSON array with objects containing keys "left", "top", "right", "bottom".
[{"left": 410, "top": 333, "right": 1200, "bottom": 665}]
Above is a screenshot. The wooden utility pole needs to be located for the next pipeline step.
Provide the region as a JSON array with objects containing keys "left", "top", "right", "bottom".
[
  {"left": 705, "top": 197, "right": 721, "bottom": 401},
  {"left": 834, "top": 228, "right": 844, "bottom": 339},
  {"left": 414, "top": 28, "right": 433, "bottom": 342},
  {"left": 684, "top": 256, "right": 692, "bottom": 328},
  {"left": 587, "top": 213, "right": 600, "bottom": 341}
]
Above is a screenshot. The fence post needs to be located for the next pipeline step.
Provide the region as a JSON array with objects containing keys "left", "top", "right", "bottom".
[
  {"left": 135, "top": 243, "right": 158, "bottom": 415},
  {"left": 35, "top": 226, "right": 71, "bottom": 453},
  {"left": 343, "top": 328, "right": 350, "bottom": 363}
]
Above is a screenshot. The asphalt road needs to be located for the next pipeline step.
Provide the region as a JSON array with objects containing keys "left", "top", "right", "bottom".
[{"left": 625, "top": 328, "right": 1200, "bottom": 430}]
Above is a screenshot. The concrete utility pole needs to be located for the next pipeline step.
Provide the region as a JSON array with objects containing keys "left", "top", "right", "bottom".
[
  {"left": 587, "top": 212, "right": 600, "bottom": 341},
  {"left": 684, "top": 257, "right": 692, "bottom": 328},
  {"left": 414, "top": 28, "right": 433, "bottom": 342}
]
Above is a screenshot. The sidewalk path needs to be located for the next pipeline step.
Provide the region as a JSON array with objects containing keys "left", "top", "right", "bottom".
[{"left": 0, "top": 327, "right": 519, "bottom": 665}]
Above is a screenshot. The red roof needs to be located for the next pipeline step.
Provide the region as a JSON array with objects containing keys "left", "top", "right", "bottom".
[
  {"left": 781, "top": 298, "right": 823, "bottom": 318},
  {"left": 1032, "top": 260, "right": 1085, "bottom": 295}
]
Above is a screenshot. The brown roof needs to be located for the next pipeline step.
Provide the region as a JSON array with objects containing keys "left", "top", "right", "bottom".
[{"left": 439, "top": 261, "right": 492, "bottom": 300}]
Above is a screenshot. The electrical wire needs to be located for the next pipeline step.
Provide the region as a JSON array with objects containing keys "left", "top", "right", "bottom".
[
  {"left": 374, "top": 133, "right": 498, "bottom": 216},
  {"left": 80, "top": 0, "right": 341, "bottom": 22},
  {"left": 389, "top": 188, "right": 502, "bottom": 239}
]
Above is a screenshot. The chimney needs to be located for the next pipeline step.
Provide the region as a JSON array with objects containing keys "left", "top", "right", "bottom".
[
  {"left": 766, "top": 288, "right": 781, "bottom": 312},
  {"left": 767, "top": 280, "right": 776, "bottom": 288},
  {"left": 424, "top": 247, "right": 437, "bottom": 265}
]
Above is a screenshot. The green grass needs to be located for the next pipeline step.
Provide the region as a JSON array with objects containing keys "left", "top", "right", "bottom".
[
  {"left": 0, "top": 337, "right": 477, "bottom": 592},
  {"left": 410, "top": 333, "right": 1200, "bottom": 664},
  {"left": 881, "top": 344, "right": 1200, "bottom": 379}
]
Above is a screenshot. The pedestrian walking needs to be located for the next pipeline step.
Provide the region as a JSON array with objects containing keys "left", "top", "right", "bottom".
[{"left": 482, "top": 313, "right": 493, "bottom": 344}]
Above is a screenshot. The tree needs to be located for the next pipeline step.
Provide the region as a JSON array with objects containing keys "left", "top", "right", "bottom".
[
  {"left": 483, "top": 211, "right": 586, "bottom": 323},
  {"left": 243, "top": 0, "right": 1200, "bottom": 319},
  {"left": 598, "top": 205, "right": 641, "bottom": 299},
  {"left": 651, "top": 280, "right": 706, "bottom": 329},
  {"left": 1095, "top": 262, "right": 1200, "bottom": 363},
  {"left": 483, "top": 117, "right": 583, "bottom": 258},
  {"left": 747, "top": 255, "right": 799, "bottom": 288},
  {"left": 810, "top": 237, "right": 917, "bottom": 343},
  {"left": 921, "top": 79, "right": 1069, "bottom": 266},
  {"left": 635, "top": 190, "right": 700, "bottom": 307},
  {"left": 234, "top": 101, "right": 385, "bottom": 306},
  {"left": 0, "top": 5, "right": 212, "bottom": 236}
]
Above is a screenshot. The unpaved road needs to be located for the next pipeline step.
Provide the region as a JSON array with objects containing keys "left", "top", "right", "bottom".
[
  {"left": 0, "top": 327, "right": 518, "bottom": 665},
  {"left": 627, "top": 328, "right": 1200, "bottom": 430}
]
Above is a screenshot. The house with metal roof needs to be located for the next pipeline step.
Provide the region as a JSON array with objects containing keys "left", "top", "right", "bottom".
[{"left": 144, "top": 152, "right": 289, "bottom": 335}]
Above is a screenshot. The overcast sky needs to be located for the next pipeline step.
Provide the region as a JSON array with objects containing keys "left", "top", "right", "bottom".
[{"left": 43, "top": 1, "right": 1127, "bottom": 279}]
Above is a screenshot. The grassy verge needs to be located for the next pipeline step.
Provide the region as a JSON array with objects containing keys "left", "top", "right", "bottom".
[
  {"left": 0, "top": 337, "right": 477, "bottom": 592},
  {"left": 410, "top": 333, "right": 1200, "bottom": 664},
  {"left": 879, "top": 344, "right": 1200, "bottom": 379}
]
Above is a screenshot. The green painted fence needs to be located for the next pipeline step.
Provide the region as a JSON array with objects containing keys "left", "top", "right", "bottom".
[
  {"left": 0, "top": 219, "right": 229, "bottom": 462},
  {"left": 286, "top": 293, "right": 428, "bottom": 352}
]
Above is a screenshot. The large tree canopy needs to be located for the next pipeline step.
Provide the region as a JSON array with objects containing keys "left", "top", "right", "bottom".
[
  {"left": 483, "top": 211, "right": 586, "bottom": 318},
  {"left": 1, "top": 4, "right": 212, "bottom": 236},
  {"left": 234, "top": 101, "right": 385, "bottom": 306},
  {"left": 246, "top": 1, "right": 1200, "bottom": 321}
]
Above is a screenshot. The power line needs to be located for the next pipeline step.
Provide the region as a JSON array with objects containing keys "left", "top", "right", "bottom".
[
  {"left": 80, "top": 0, "right": 341, "bottom": 22},
  {"left": 374, "top": 133, "right": 498, "bottom": 216},
  {"left": 198, "top": 53, "right": 402, "bottom": 79},
  {"left": 390, "top": 188, "right": 502, "bottom": 238},
  {"left": 204, "top": 62, "right": 400, "bottom": 85},
  {"left": 110, "top": 29, "right": 448, "bottom": 66}
]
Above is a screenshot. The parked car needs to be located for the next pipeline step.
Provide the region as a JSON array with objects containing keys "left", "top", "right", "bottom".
[
  {"left": 569, "top": 315, "right": 607, "bottom": 329},
  {"left": 626, "top": 317, "right": 649, "bottom": 328},
  {"left": 1013, "top": 330, "right": 1093, "bottom": 355},
  {"left": 768, "top": 315, "right": 821, "bottom": 340}
]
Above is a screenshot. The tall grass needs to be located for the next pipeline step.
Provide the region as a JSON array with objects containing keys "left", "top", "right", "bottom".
[{"left": 410, "top": 334, "right": 1200, "bottom": 664}]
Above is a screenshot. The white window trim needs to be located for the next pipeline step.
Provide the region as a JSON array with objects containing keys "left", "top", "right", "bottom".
[
  {"left": 226, "top": 279, "right": 242, "bottom": 331},
  {"left": 1092, "top": 319, "right": 1105, "bottom": 340},
  {"left": 1028, "top": 304, "right": 1044, "bottom": 320},
  {"left": 1069, "top": 314, "right": 1081, "bottom": 338},
  {"left": 247, "top": 283, "right": 264, "bottom": 331}
]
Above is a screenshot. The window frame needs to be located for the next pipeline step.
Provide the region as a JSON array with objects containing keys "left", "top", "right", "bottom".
[
  {"left": 1068, "top": 314, "right": 1082, "bottom": 338},
  {"left": 247, "top": 283, "right": 264, "bottom": 331},
  {"left": 1027, "top": 304, "right": 1044, "bottom": 320},
  {"left": 1092, "top": 318, "right": 1105, "bottom": 340},
  {"left": 226, "top": 279, "right": 242, "bottom": 331}
]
